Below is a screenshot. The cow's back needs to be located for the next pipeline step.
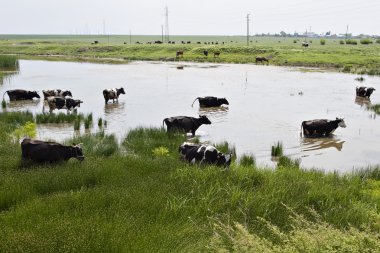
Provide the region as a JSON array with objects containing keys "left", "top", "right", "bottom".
[{"left": 22, "top": 139, "right": 68, "bottom": 162}]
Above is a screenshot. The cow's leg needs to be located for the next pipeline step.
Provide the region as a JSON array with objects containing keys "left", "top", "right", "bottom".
[{"left": 191, "top": 129, "right": 196, "bottom": 137}]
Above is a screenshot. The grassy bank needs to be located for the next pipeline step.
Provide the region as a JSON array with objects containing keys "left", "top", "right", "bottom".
[
  {"left": 0, "top": 111, "right": 380, "bottom": 252},
  {"left": 1, "top": 35, "right": 380, "bottom": 75}
]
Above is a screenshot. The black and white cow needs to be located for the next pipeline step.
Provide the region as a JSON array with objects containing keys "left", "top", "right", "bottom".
[
  {"left": 191, "top": 96, "right": 229, "bottom": 107},
  {"left": 356, "top": 86, "right": 376, "bottom": 99},
  {"left": 47, "top": 97, "right": 83, "bottom": 113},
  {"left": 301, "top": 118, "right": 347, "bottom": 137},
  {"left": 163, "top": 115, "right": 211, "bottom": 136},
  {"left": 42, "top": 89, "right": 73, "bottom": 100},
  {"left": 3, "top": 89, "right": 40, "bottom": 101},
  {"left": 103, "top": 87, "right": 125, "bottom": 104},
  {"left": 179, "top": 142, "right": 231, "bottom": 167}
]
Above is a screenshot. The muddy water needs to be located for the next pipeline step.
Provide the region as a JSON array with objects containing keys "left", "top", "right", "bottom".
[{"left": 1, "top": 60, "right": 379, "bottom": 171}]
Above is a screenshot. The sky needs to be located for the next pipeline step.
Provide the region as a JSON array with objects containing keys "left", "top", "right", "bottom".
[{"left": 1, "top": 0, "right": 379, "bottom": 36}]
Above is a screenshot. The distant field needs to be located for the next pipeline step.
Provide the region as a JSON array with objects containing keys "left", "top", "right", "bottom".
[{"left": 1, "top": 34, "right": 380, "bottom": 75}]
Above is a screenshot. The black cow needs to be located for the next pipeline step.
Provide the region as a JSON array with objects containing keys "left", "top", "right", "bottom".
[
  {"left": 176, "top": 50, "right": 184, "bottom": 58},
  {"left": 301, "top": 118, "right": 347, "bottom": 137},
  {"left": 47, "top": 97, "right": 83, "bottom": 113},
  {"left": 103, "top": 87, "right": 126, "bottom": 104},
  {"left": 356, "top": 86, "right": 376, "bottom": 99},
  {"left": 203, "top": 50, "right": 209, "bottom": 57},
  {"left": 179, "top": 142, "right": 231, "bottom": 167},
  {"left": 21, "top": 138, "right": 84, "bottom": 162},
  {"left": 163, "top": 115, "right": 211, "bottom": 136},
  {"left": 3, "top": 89, "right": 40, "bottom": 101},
  {"left": 42, "top": 89, "right": 72, "bottom": 100},
  {"left": 154, "top": 40, "right": 163, "bottom": 44},
  {"left": 255, "top": 56, "right": 269, "bottom": 63},
  {"left": 191, "top": 96, "right": 229, "bottom": 107},
  {"left": 214, "top": 52, "right": 221, "bottom": 58},
  {"left": 302, "top": 42, "right": 309, "bottom": 47}
]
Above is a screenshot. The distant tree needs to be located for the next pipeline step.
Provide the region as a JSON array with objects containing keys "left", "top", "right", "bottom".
[{"left": 280, "top": 31, "right": 286, "bottom": 37}]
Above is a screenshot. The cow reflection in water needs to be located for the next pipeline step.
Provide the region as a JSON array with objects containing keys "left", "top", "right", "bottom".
[
  {"left": 301, "top": 137, "right": 345, "bottom": 152},
  {"left": 104, "top": 101, "right": 125, "bottom": 115},
  {"left": 355, "top": 96, "right": 372, "bottom": 108},
  {"left": 198, "top": 106, "right": 229, "bottom": 122},
  {"left": 6, "top": 99, "right": 41, "bottom": 110}
]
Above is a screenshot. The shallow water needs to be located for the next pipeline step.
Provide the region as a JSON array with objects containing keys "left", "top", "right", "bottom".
[{"left": 1, "top": 60, "right": 379, "bottom": 171}]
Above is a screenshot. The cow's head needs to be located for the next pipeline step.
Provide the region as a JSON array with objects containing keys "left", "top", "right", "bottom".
[
  {"left": 336, "top": 117, "right": 347, "bottom": 128},
  {"left": 74, "top": 100, "right": 83, "bottom": 107},
  {"left": 72, "top": 143, "right": 85, "bottom": 161},
  {"left": 118, "top": 87, "right": 126, "bottom": 95},
  {"left": 220, "top": 98, "right": 229, "bottom": 105},
  {"left": 367, "top": 87, "right": 376, "bottom": 95},
  {"left": 63, "top": 90, "right": 73, "bottom": 97},
  {"left": 30, "top": 91, "right": 40, "bottom": 99},
  {"left": 215, "top": 152, "right": 232, "bottom": 167},
  {"left": 199, "top": 115, "right": 211, "bottom": 125}
]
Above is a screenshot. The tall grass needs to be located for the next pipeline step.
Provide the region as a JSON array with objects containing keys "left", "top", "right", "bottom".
[
  {"left": 0, "top": 55, "right": 18, "bottom": 70},
  {"left": 360, "top": 38, "right": 373, "bottom": 45},
  {"left": 271, "top": 141, "right": 283, "bottom": 157},
  {"left": 239, "top": 153, "right": 256, "bottom": 167},
  {"left": 1, "top": 99, "right": 6, "bottom": 109},
  {"left": 35, "top": 112, "right": 84, "bottom": 124}
]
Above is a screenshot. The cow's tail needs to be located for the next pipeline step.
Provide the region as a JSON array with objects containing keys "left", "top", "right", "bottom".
[
  {"left": 162, "top": 118, "right": 167, "bottom": 129},
  {"left": 300, "top": 122, "right": 304, "bottom": 137},
  {"left": 191, "top": 97, "right": 199, "bottom": 107},
  {"left": 2, "top": 91, "right": 8, "bottom": 100}
]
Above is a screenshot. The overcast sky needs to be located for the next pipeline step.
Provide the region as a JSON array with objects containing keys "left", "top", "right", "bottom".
[{"left": 2, "top": 0, "right": 379, "bottom": 35}]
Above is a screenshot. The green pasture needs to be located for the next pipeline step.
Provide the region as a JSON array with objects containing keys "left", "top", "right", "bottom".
[
  {"left": 0, "top": 111, "right": 380, "bottom": 252},
  {"left": 0, "top": 35, "right": 380, "bottom": 75}
]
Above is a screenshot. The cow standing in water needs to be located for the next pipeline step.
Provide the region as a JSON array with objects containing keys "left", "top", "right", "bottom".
[
  {"left": 176, "top": 50, "right": 184, "bottom": 58},
  {"left": 21, "top": 138, "right": 84, "bottom": 162},
  {"left": 47, "top": 97, "right": 83, "bottom": 113},
  {"left": 163, "top": 115, "right": 211, "bottom": 136},
  {"left": 103, "top": 87, "right": 125, "bottom": 104},
  {"left": 42, "top": 89, "right": 72, "bottom": 100},
  {"left": 356, "top": 86, "right": 376, "bottom": 99},
  {"left": 301, "top": 118, "right": 347, "bottom": 137},
  {"left": 191, "top": 96, "right": 229, "bottom": 107},
  {"left": 3, "top": 89, "right": 40, "bottom": 101},
  {"left": 179, "top": 142, "right": 231, "bottom": 167}
]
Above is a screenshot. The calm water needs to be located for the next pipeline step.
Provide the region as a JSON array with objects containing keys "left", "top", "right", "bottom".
[{"left": 1, "top": 60, "right": 379, "bottom": 171}]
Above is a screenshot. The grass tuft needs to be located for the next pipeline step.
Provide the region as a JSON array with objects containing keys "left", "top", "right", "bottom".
[
  {"left": 271, "top": 141, "right": 283, "bottom": 157},
  {"left": 239, "top": 153, "right": 256, "bottom": 167}
]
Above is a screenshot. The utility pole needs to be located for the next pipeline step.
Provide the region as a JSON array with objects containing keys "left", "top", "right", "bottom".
[
  {"left": 345, "top": 25, "right": 349, "bottom": 40},
  {"left": 165, "top": 6, "right": 169, "bottom": 43},
  {"left": 246, "top": 14, "right": 250, "bottom": 46},
  {"left": 129, "top": 30, "right": 132, "bottom": 44},
  {"left": 161, "top": 25, "right": 164, "bottom": 42}
]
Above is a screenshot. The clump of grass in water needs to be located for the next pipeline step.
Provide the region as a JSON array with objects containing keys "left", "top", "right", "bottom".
[
  {"left": 239, "top": 153, "right": 255, "bottom": 167},
  {"left": 277, "top": 156, "right": 300, "bottom": 168},
  {"left": 369, "top": 104, "right": 380, "bottom": 115},
  {"left": 35, "top": 112, "right": 84, "bottom": 124},
  {"left": 1, "top": 99, "right": 6, "bottom": 109},
  {"left": 0, "top": 55, "right": 19, "bottom": 70},
  {"left": 355, "top": 76, "right": 365, "bottom": 82},
  {"left": 84, "top": 114, "right": 93, "bottom": 129},
  {"left": 97, "top": 118, "right": 103, "bottom": 128},
  {"left": 271, "top": 141, "right": 283, "bottom": 157},
  {"left": 74, "top": 119, "right": 81, "bottom": 130}
]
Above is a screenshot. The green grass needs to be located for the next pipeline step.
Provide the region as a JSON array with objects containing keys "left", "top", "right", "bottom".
[
  {"left": 0, "top": 55, "right": 18, "bottom": 70},
  {"left": 369, "top": 104, "right": 380, "bottom": 115},
  {"left": 1, "top": 35, "right": 380, "bottom": 75},
  {"left": 0, "top": 112, "right": 380, "bottom": 252},
  {"left": 271, "top": 141, "right": 283, "bottom": 157},
  {"left": 35, "top": 112, "right": 85, "bottom": 124}
]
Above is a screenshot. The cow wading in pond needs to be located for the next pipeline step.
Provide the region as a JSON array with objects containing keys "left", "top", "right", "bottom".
[
  {"left": 356, "top": 86, "right": 376, "bottom": 99},
  {"left": 47, "top": 97, "right": 83, "bottom": 113},
  {"left": 21, "top": 138, "right": 84, "bottom": 163},
  {"left": 163, "top": 115, "right": 211, "bottom": 136},
  {"left": 42, "top": 89, "right": 73, "bottom": 100},
  {"left": 301, "top": 118, "right": 347, "bottom": 137},
  {"left": 3, "top": 89, "right": 40, "bottom": 101},
  {"left": 179, "top": 142, "right": 231, "bottom": 167},
  {"left": 103, "top": 87, "right": 125, "bottom": 104},
  {"left": 191, "top": 96, "right": 229, "bottom": 107}
]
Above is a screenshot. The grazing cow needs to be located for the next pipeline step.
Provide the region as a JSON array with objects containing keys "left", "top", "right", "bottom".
[
  {"left": 302, "top": 41, "right": 309, "bottom": 47},
  {"left": 42, "top": 89, "right": 72, "bottom": 100},
  {"left": 301, "top": 118, "right": 347, "bottom": 137},
  {"left": 187, "top": 41, "right": 191, "bottom": 44},
  {"left": 154, "top": 40, "right": 162, "bottom": 44},
  {"left": 102, "top": 87, "right": 126, "bottom": 104},
  {"left": 214, "top": 52, "right": 221, "bottom": 58},
  {"left": 203, "top": 50, "right": 209, "bottom": 57},
  {"left": 255, "top": 56, "right": 269, "bottom": 63},
  {"left": 163, "top": 115, "right": 211, "bottom": 136},
  {"left": 3, "top": 89, "right": 40, "bottom": 101},
  {"left": 176, "top": 50, "right": 184, "bottom": 58},
  {"left": 21, "top": 138, "right": 84, "bottom": 163},
  {"left": 179, "top": 142, "right": 231, "bottom": 167},
  {"left": 191, "top": 96, "right": 229, "bottom": 107},
  {"left": 47, "top": 97, "right": 83, "bottom": 113},
  {"left": 356, "top": 86, "right": 376, "bottom": 99}
]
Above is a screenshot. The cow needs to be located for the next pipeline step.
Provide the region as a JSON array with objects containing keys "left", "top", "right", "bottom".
[
  {"left": 154, "top": 40, "right": 163, "bottom": 44},
  {"left": 302, "top": 41, "right": 309, "bottom": 47},
  {"left": 163, "top": 115, "right": 211, "bottom": 136},
  {"left": 102, "top": 87, "right": 126, "bottom": 104},
  {"left": 42, "top": 89, "right": 72, "bottom": 100},
  {"left": 176, "top": 50, "right": 184, "bottom": 58},
  {"left": 178, "top": 142, "right": 231, "bottom": 167},
  {"left": 214, "top": 52, "right": 221, "bottom": 58},
  {"left": 21, "top": 138, "right": 84, "bottom": 163},
  {"left": 191, "top": 96, "right": 229, "bottom": 107},
  {"left": 356, "top": 86, "right": 376, "bottom": 99},
  {"left": 3, "top": 89, "right": 40, "bottom": 101},
  {"left": 47, "top": 97, "right": 83, "bottom": 113},
  {"left": 255, "top": 56, "right": 269, "bottom": 63},
  {"left": 203, "top": 50, "right": 209, "bottom": 57},
  {"left": 301, "top": 118, "right": 347, "bottom": 137}
]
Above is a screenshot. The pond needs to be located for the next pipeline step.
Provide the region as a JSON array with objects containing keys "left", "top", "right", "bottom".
[{"left": 1, "top": 60, "right": 379, "bottom": 171}]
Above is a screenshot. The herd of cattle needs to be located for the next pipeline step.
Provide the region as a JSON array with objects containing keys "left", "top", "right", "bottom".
[{"left": 2, "top": 83, "right": 377, "bottom": 167}]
